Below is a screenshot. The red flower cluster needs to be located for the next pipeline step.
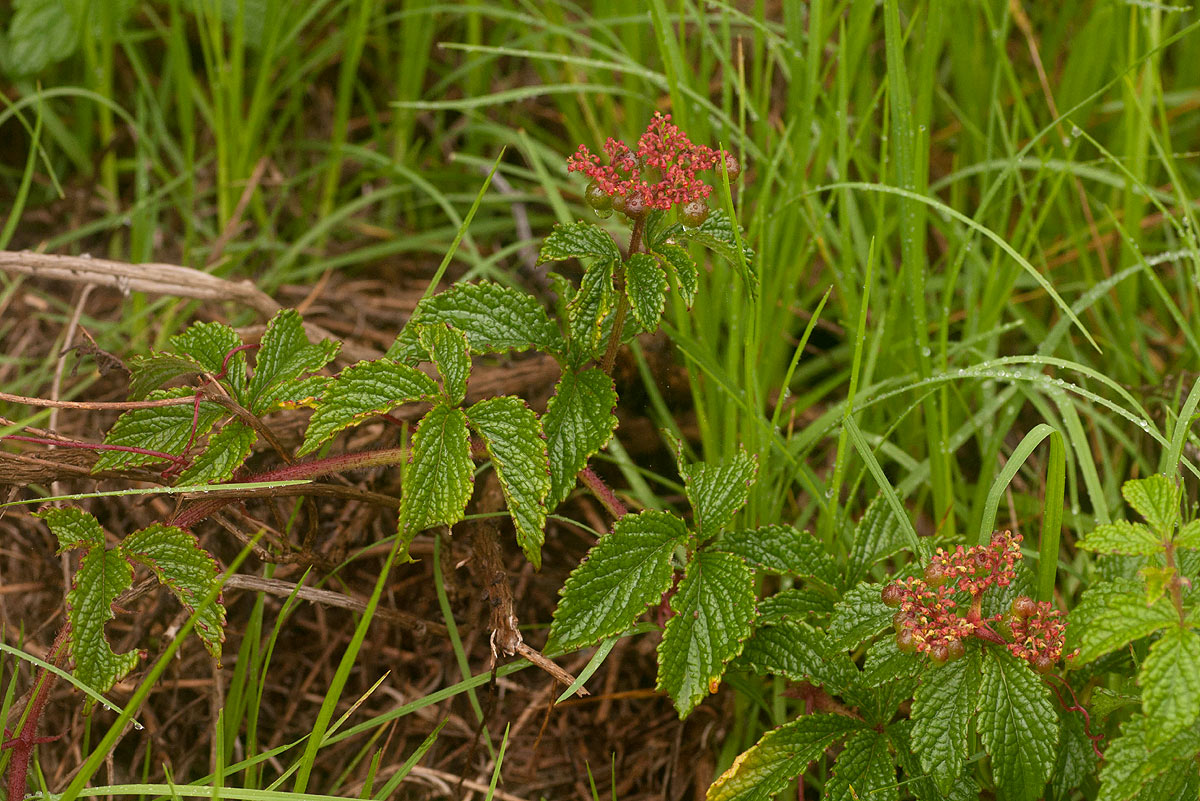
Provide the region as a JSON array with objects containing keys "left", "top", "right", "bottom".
[
  {"left": 567, "top": 113, "right": 735, "bottom": 218},
  {"left": 882, "top": 531, "right": 1069, "bottom": 672}
]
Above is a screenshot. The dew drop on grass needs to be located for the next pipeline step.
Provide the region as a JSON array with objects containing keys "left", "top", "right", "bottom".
[{"left": 1070, "top": 125, "right": 1083, "bottom": 138}]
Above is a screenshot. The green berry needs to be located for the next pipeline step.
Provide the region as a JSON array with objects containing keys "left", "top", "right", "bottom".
[
  {"left": 585, "top": 180, "right": 612, "bottom": 212},
  {"left": 924, "top": 563, "right": 948, "bottom": 587},
  {"left": 929, "top": 643, "right": 950, "bottom": 666},
  {"left": 1033, "top": 655, "right": 1055, "bottom": 674},
  {"left": 893, "top": 611, "right": 907, "bottom": 633},
  {"left": 896, "top": 629, "right": 917, "bottom": 654},
  {"left": 881, "top": 583, "right": 904, "bottom": 607},
  {"left": 679, "top": 198, "right": 709, "bottom": 227},
  {"left": 721, "top": 152, "right": 741, "bottom": 181},
  {"left": 1011, "top": 596, "right": 1037, "bottom": 619},
  {"left": 946, "top": 639, "right": 965, "bottom": 662},
  {"left": 611, "top": 193, "right": 628, "bottom": 214}
]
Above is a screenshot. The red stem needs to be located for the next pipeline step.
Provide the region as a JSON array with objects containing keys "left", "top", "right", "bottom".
[
  {"left": 579, "top": 467, "right": 627, "bottom": 521},
  {"left": 3, "top": 629, "right": 68, "bottom": 801},
  {"left": 1, "top": 435, "right": 189, "bottom": 466}
]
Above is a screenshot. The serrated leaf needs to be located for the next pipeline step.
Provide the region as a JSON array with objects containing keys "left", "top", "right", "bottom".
[
  {"left": 542, "top": 368, "right": 618, "bottom": 511},
  {"left": 467, "top": 396, "right": 550, "bottom": 568},
  {"left": 419, "top": 324, "right": 471, "bottom": 405},
  {"left": 678, "top": 209, "right": 758, "bottom": 294},
  {"left": 169, "top": 320, "right": 248, "bottom": 402},
  {"left": 977, "top": 649, "right": 1058, "bottom": 801},
  {"left": 1051, "top": 706, "right": 1099, "bottom": 801},
  {"left": 270, "top": 375, "right": 330, "bottom": 409},
  {"left": 67, "top": 547, "right": 139, "bottom": 694},
  {"left": 246, "top": 309, "right": 339, "bottom": 414},
  {"left": 127, "top": 353, "right": 208, "bottom": 401},
  {"left": 122, "top": 524, "right": 226, "bottom": 658},
  {"left": 828, "top": 582, "right": 895, "bottom": 650},
  {"left": 718, "top": 524, "right": 836, "bottom": 583},
  {"left": 298, "top": 359, "right": 440, "bottom": 456},
  {"left": 399, "top": 404, "right": 473, "bottom": 540},
  {"left": 1140, "top": 565, "right": 1175, "bottom": 606},
  {"left": 1122, "top": 475, "right": 1181, "bottom": 537},
  {"left": 643, "top": 209, "right": 682, "bottom": 251},
  {"left": 1175, "top": 519, "right": 1200, "bottom": 549},
  {"left": 861, "top": 635, "right": 924, "bottom": 687},
  {"left": 1090, "top": 687, "right": 1139, "bottom": 721},
  {"left": 547, "top": 510, "right": 689, "bottom": 651},
  {"left": 1140, "top": 625, "right": 1200, "bottom": 746},
  {"left": 706, "top": 714, "right": 860, "bottom": 801},
  {"left": 37, "top": 506, "right": 104, "bottom": 551},
  {"left": 1130, "top": 760, "right": 1200, "bottom": 801},
  {"left": 4, "top": 0, "right": 80, "bottom": 75},
  {"left": 1078, "top": 521, "right": 1163, "bottom": 556},
  {"left": 912, "top": 645, "right": 981, "bottom": 794},
  {"left": 826, "top": 729, "right": 898, "bottom": 801},
  {"left": 683, "top": 449, "right": 757, "bottom": 541},
  {"left": 537, "top": 220, "right": 621, "bottom": 264},
  {"left": 1097, "top": 713, "right": 1200, "bottom": 801},
  {"left": 756, "top": 588, "right": 835, "bottom": 624},
  {"left": 94, "top": 388, "right": 225, "bottom": 470},
  {"left": 387, "top": 282, "right": 563, "bottom": 360},
  {"left": 1067, "top": 579, "right": 1177, "bottom": 664},
  {"left": 657, "top": 551, "right": 756, "bottom": 717},
  {"left": 847, "top": 495, "right": 910, "bottom": 584},
  {"left": 736, "top": 620, "right": 860, "bottom": 697},
  {"left": 654, "top": 243, "right": 698, "bottom": 307},
  {"left": 624, "top": 252, "right": 667, "bottom": 330},
  {"left": 889, "top": 721, "right": 982, "bottom": 801},
  {"left": 177, "top": 420, "right": 257, "bottom": 485},
  {"left": 566, "top": 259, "right": 615, "bottom": 358}
]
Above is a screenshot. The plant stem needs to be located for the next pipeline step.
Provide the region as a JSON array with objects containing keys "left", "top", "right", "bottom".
[
  {"left": 1165, "top": 540, "right": 1187, "bottom": 623},
  {"left": 579, "top": 467, "right": 628, "bottom": 520},
  {"left": 599, "top": 215, "right": 647, "bottom": 375}
]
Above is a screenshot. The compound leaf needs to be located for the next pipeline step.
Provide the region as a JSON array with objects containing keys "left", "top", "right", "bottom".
[
  {"left": 827, "top": 729, "right": 898, "bottom": 801},
  {"left": 67, "top": 547, "right": 139, "bottom": 694},
  {"left": 419, "top": 324, "right": 471, "bottom": 405},
  {"left": 547, "top": 510, "right": 689, "bottom": 651},
  {"left": 1122, "top": 475, "right": 1180, "bottom": 537},
  {"left": 38, "top": 506, "right": 104, "bottom": 551},
  {"left": 399, "top": 403, "right": 473, "bottom": 542},
  {"left": 543, "top": 368, "right": 618, "bottom": 511},
  {"left": 122, "top": 523, "right": 226, "bottom": 658},
  {"left": 683, "top": 449, "right": 757, "bottom": 541},
  {"left": 177, "top": 420, "right": 257, "bottom": 485},
  {"left": 95, "top": 388, "right": 224, "bottom": 471},
  {"left": 828, "top": 581, "right": 896, "bottom": 650},
  {"left": 706, "top": 714, "right": 860, "bottom": 801},
  {"left": 718, "top": 524, "right": 835, "bottom": 583},
  {"left": 1067, "top": 579, "right": 1177, "bottom": 664},
  {"left": 657, "top": 551, "right": 756, "bottom": 717},
  {"left": 1077, "top": 521, "right": 1163, "bottom": 556},
  {"left": 467, "top": 396, "right": 550, "bottom": 568},
  {"left": 624, "top": 252, "right": 668, "bottom": 330},
  {"left": 1140, "top": 625, "right": 1200, "bottom": 747},
  {"left": 537, "top": 220, "right": 621, "bottom": 264},
  {"left": 912, "top": 645, "right": 982, "bottom": 794},
  {"left": 977, "top": 649, "right": 1058, "bottom": 801},
  {"left": 247, "top": 309, "right": 339, "bottom": 414},
  {"left": 298, "top": 359, "right": 439, "bottom": 456}
]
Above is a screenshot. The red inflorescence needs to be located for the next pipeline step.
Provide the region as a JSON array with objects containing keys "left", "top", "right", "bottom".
[
  {"left": 883, "top": 530, "right": 1070, "bottom": 672},
  {"left": 567, "top": 113, "right": 729, "bottom": 213}
]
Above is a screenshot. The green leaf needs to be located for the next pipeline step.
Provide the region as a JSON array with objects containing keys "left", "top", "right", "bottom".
[
  {"left": 418, "top": 324, "right": 471, "bottom": 405},
  {"left": 624, "top": 252, "right": 668, "bottom": 330},
  {"left": 94, "top": 388, "right": 225, "bottom": 470},
  {"left": 542, "top": 368, "right": 618, "bottom": 511},
  {"left": 121, "top": 524, "right": 226, "bottom": 658},
  {"left": 756, "top": 588, "right": 835, "bottom": 625},
  {"left": 828, "top": 582, "right": 896, "bottom": 650},
  {"left": 977, "top": 649, "right": 1058, "bottom": 801},
  {"left": 37, "top": 506, "right": 104, "bottom": 551},
  {"left": 889, "top": 721, "right": 981, "bottom": 801},
  {"left": 826, "top": 729, "right": 897, "bottom": 801},
  {"left": 1097, "top": 713, "right": 1200, "bottom": 801},
  {"left": 177, "top": 421, "right": 257, "bottom": 485},
  {"left": 1175, "top": 519, "right": 1200, "bottom": 549},
  {"left": 1090, "top": 687, "right": 1139, "bottom": 722},
  {"left": 127, "top": 353, "right": 208, "bottom": 401},
  {"left": 467, "top": 396, "right": 550, "bottom": 568},
  {"left": 1051, "top": 707, "right": 1099, "bottom": 801},
  {"left": 246, "top": 309, "right": 339, "bottom": 415},
  {"left": 268, "top": 375, "right": 330, "bottom": 409},
  {"left": 643, "top": 209, "right": 682, "bottom": 251},
  {"left": 67, "top": 547, "right": 139, "bottom": 694},
  {"left": 1140, "top": 565, "right": 1175, "bottom": 606},
  {"left": 566, "top": 259, "right": 615, "bottom": 358},
  {"left": 399, "top": 404, "right": 473, "bottom": 541},
  {"left": 861, "top": 635, "right": 924, "bottom": 688},
  {"left": 847, "top": 495, "right": 911, "bottom": 584},
  {"left": 657, "top": 551, "right": 756, "bottom": 717},
  {"left": 1122, "top": 475, "right": 1181, "bottom": 537},
  {"left": 547, "top": 510, "right": 689, "bottom": 651},
  {"left": 387, "top": 282, "right": 563, "bottom": 360},
  {"left": 912, "top": 645, "right": 982, "bottom": 794},
  {"left": 168, "top": 319, "right": 248, "bottom": 403},
  {"left": 298, "top": 359, "right": 439, "bottom": 456},
  {"left": 736, "top": 620, "right": 860, "bottom": 698},
  {"left": 683, "top": 449, "right": 757, "bottom": 541},
  {"left": 706, "top": 715, "right": 860, "bottom": 801},
  {"left": 678, "top": 209, "right": 757, "bottom": 294},
  {"left": 1141, "top": 625, "right": 1200, "bottom": 746},
  {"left": 719, "top": 524, "right": 837, "bottom": 583},
  {"left": 1078, "top": 521, "right": 1163, "bottom": 556},
  {"left": 3, "top": 0, "right": 80, "bottom": 75},
  {"left": 537, "top": 220, "right": 621, "bottom": 264},
  {"left": 1067, "top": 579, "right": 1177, "bottom": 664},
  {"left": 653, "top": 243, "right": 698, "bottom": 307}
]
